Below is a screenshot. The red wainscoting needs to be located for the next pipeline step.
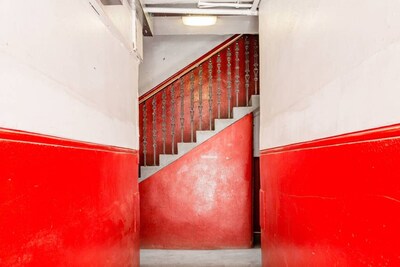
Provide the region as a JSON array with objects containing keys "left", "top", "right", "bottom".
[
  {"left": 260, "top": 124, "right": 400, "bottom": 267},
  {"left": 140, "top": 115, "right": 253, "bottom": 249},
  {"left": 0, "top": 128, "right": 140, "bottom": 267}
]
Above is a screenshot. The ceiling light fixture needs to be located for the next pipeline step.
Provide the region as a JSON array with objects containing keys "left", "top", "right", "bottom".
[{"left": 182, "top": 16, "right": 217, "bottom": 26}]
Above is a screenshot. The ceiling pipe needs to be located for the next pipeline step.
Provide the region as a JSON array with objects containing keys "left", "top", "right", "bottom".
[
  {"left": 144, "top": 7, "right": 258, "bottom": 15},
  {"left": 201, "top": 0, "right": 254, "bottom": 3},
  {"left": 198, "top": 2, "right": 252, "bottom": 8},
  {"left": 145, "top": 0, "right": 252, "bottom": 3}
]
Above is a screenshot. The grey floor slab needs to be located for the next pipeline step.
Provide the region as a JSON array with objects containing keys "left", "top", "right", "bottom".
[{"left": 140, "top": 248, "right": 261, "bottom": 267}]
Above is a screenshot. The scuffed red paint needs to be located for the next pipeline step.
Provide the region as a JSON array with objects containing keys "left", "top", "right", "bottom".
[
  {"left": 0, "top": 128, "right": 140, "bottom": 267},
  {"left": 140, "top": 114, "right": 253, "bottom": 249},
  {"left": 260, "top": 124, "right": 400, "bottom": 266}
]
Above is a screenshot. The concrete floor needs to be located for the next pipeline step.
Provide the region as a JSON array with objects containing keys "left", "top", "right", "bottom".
[{"left": 140, "top": 248, "right": 261, "bottom": 267}]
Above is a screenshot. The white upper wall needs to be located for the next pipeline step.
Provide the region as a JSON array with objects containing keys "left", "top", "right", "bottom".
[
  {"left": 259, "top": 0, "right": 400, "bottom": 149},
  {"left": 0, "top": 0, "right": 139, "bottom": 149},
  {"left": 139, "top": 35, "right": 231, "bottom": 95}
]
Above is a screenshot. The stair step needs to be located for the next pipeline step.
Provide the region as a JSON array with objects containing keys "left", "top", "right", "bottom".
[
  {"left": 214, "top": 118, "right": 236, "bottom": 132},
  {"left": 196, "top": 130, "right": 215, "bottom": 143},
  {"left": 249, "top": 95, "right": 260, "bottom": 107},
  {"left": 140, "top": 166, "right": 161, "bottom": 181},
  {"left": 233, "top": 106, "right": 256, "bottom": 119},
  {"left": 177, "top": 142, "right": 197, "bottom": 155},
  {"left": 159, "top": 154, "right": 180, "bottom": 166}
]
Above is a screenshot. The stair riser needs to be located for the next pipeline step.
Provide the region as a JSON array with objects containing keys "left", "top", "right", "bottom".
[
  {"left": 214, "top": 119, "right": 235, "bottom": 132},
  {"left": 177, "top": 143, "right": 197, "bottom": 154},
  {"left": 233, "top": 107, "right": 255, "bottom": 119},
  {"left": 249, "top": 95, "right": 260, "bottom": 107},
  {"left": 159, "top": 155, "right": 179, "bottom": 166},
  {"left": 196, "top": 131, "right": 214, "bottom": 143}
]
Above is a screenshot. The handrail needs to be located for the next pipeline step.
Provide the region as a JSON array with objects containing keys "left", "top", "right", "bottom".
[{"left": 139, "top": 34, "right": 243, "bottom": 104}]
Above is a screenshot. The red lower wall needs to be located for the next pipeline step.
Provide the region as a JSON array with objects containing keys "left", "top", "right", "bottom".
[
  {"left": 140, "top": 114, "right": 253, "bottom": 249},
  {"left": 0, "top": 129, "right": 140, "bottom": 267},
  {"left": 260, "top": 124, "right": 400, "bottom": 266}
]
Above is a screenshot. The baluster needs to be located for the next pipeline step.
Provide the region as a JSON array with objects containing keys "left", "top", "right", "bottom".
[
  {"left": 227, "top": 47, "right": 232, "bottom": 118},
  {"left": 161, "top": 89, "right": 166, "bottom": 154},
  {"left": 217, "top": 53, "right": 222, "bottom": 119},
  {"left": 171, "top": 84, "right": 176, "bottom": 154},
  {"left": 190, "top": 71, "right": 195, "bottom": 142},
  {"left": 180, "top": 77, "right": 185, "bottom": 142},
  {"left": 245, "top": 36, "right": 250, "bottom": 106},
  {"left": 198, "top": 65, "right": 203, "bottom": 130},
  {"left": 253, "top": 38, "right": 259, "bottom": 95},
  {"left": 208, "top": 59, "right": 213, "bottom": 130},
  {"left": 152, "top": 96, "right": 157, "bottom": 165},
  {"left": 142, "top": 103, "right": 147, "bottom": 166},
  {"left": 235, "top": 41, "right": 240, "bottom": 107}
]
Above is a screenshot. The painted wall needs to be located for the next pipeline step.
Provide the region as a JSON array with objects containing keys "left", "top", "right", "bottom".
[
  {"left": 259, "top": 0, "right": 400, "bottom": 149},
  {"left": 0, "top": 0, "right": 139, "bottom": 149},
  {"left": 140, "top": 115, "right": 253, "bottom": 249},
  {"left": 139, "top": 35, "right": 231, "bottom": 95},
  {"left": 260, "top": 125, "right": 400, "bottom": 266},
  {"left": 259, "top": 1, "right": 400, "bottom": 266},
  {"left": 0, "top": 1, "right": 141, "bottom": 265},
  {"left": 0, "top": 129, "right": 140, "bottom": 266}
]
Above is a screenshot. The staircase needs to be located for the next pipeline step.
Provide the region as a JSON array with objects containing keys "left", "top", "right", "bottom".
[
  {"left": 138, "top": 34, "right": 260, "bottom": 182},
  {"left": 138, "top": 34, "right": 260, "bottom": 249},
  {"left": 139, "top": 95, "right": 260, "bottom": 181}
]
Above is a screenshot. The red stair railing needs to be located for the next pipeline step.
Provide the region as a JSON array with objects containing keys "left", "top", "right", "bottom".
[{"left": 139, "top": 34, "right": 259, "bottom": 167}]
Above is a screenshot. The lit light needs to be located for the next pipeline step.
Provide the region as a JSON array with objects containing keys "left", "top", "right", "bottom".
[{"left": 182, "top": 16, "right": 217, "bottom": 26}]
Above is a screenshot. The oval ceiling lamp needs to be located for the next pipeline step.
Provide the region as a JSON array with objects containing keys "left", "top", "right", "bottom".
[{"left": 182, "top": 16, "right": 217, "bottom": 26}]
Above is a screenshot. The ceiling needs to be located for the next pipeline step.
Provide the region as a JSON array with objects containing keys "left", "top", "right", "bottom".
[
  {"left": 141, "top": 0, "right": 260, "bottom": 35},
  {"left": 143, "top": 0, "right": 259, "bottom": 15}
]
